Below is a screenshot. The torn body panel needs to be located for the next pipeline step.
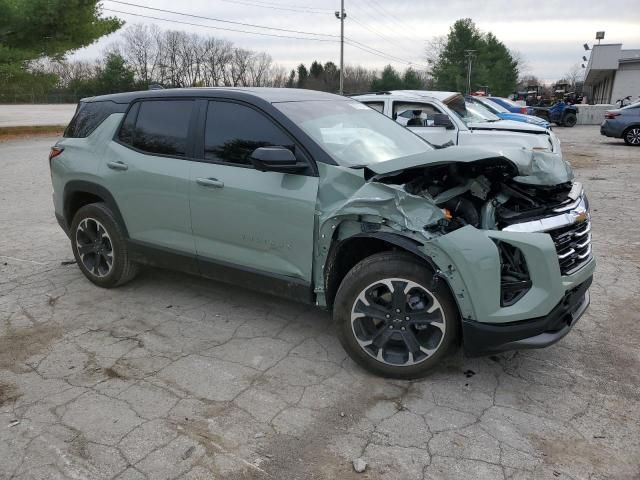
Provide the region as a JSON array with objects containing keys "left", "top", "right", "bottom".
[{"left": 313, "top": 151, "right": 594, "bottom": 329}]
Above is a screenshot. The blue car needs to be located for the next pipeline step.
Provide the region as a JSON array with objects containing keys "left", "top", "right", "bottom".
[
  {"left": 468, "top": 96, "right": 551, "bottom": 129},
  {"left": 488, "top": 96, "right": 534, "bottom": 115}
]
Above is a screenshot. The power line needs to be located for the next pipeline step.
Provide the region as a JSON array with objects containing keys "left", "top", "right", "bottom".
[
  {"left": 103, "top": 3, "right": 423, "bottom": 68},
  {"left": 348, "top": 15, "right": 417, "bottom": 55},
  {"left": 102, "top": 8, "right": 340, "bottom": 42},
  {"left": 105, "top": 0, "right": 338, "bottom": 38},
  {"left": 214, "top": 0, "right": 332, "bottom": 14},
  {"left": 367, "top": 0, "right": 416, "bottom": 33}
]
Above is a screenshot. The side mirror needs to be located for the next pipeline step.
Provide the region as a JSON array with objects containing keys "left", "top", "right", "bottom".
[
  {"left": 432, "top": 113, "right": 455, "bottom": 129},
  {"left": 249, "top": 147, "right": 306, "bottom": 174}
]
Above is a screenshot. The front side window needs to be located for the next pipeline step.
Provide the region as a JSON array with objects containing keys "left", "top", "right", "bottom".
[
  {"left": 275, "top": 100, "right": 432, "bottom": 167},
  {"left": 204, "top": 101, "right": 296, "bottom": 166},
  {"left": 118, "top": 100, "right": 193, "bottom": 156}
]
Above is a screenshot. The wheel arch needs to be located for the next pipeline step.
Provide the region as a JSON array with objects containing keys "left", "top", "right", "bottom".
[
  {"left": 323, "top": 232, "right": 447, "bottom": 309},
  {"left": 63, "top": 181, "right": 129, "bottom": 237}
]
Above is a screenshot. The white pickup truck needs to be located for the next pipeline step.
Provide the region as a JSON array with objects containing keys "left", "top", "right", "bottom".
[{"left": 353, "top": 90, "right": 562, "bottom": 155}]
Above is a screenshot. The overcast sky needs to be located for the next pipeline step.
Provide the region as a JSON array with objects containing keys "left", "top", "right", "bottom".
[{"left": 74, "top": 0, "right": 640, "bottom": 83}]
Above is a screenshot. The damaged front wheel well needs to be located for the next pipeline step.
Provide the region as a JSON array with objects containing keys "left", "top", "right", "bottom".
[{"left": 324, "top": 234, "right": 438, "bottom": 309}]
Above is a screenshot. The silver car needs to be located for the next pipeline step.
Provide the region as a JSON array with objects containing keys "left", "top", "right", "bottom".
[{"left": 601, "top": 102, "right": 640, "bottom": 146}]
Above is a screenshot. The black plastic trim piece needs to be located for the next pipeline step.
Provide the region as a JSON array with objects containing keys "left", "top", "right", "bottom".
[
  {"left": 127, "top": 240, "right": 314, "bottom": 305},
  {"left": 62, "top": 181, "right": 129, "bottom": 237},
  {"left": 462, "top": 276, "right": 592, "bottom": 357}
]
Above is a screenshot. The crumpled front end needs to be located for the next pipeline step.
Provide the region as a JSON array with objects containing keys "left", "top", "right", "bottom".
[{"left": 315, "top": 148, "right": 594, "bottom": 356}]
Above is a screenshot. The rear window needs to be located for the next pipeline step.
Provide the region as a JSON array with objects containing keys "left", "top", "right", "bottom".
[
  {"left": 64, "top": 101, "right": 126, "bottom": 138},
  {"left": 117, "top": 100, "right": 194, "bottom": 157}
]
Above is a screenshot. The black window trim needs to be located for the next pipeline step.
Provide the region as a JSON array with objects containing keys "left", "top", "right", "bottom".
[
  {"left": 113, "top": 97, "right": 200, "bottom": 162},
  {"left": 194, "top": 98, "right": 318, "bottom": 177},
  {"left": 362, "top": 100, "right": 385, "bottom": 114}
]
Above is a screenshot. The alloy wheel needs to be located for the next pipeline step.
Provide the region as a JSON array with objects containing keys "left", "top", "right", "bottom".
[
  {"left": 75, "top": 218, "right": 114, "bottom": 277},
  {"left": 626, "top": 128, "right": 640, "bottom": 145},
  {"left": 350, "top": 278, "right": 446, "bottom": 366}
]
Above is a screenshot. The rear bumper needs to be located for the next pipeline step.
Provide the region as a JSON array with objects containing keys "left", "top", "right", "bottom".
[
  {"left": 462, "top": 275, "right": 592, "bottom": 356},
  {"left": 600, "top": 121, "right": 622, "bottom": 138}
]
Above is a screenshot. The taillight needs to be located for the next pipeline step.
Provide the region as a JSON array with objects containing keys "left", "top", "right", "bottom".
[
  {"left": 604, "top": 112, "right": 620, "bottom": 119},
  {"left": 49, "top": 146, "right": 64, "bottom": 165},
  {"left": 520, "top": 107, "right": 528, "bottom": 114}
]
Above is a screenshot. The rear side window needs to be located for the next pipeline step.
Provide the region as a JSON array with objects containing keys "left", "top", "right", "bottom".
[
  {"left": 118, "top": 100, "right": 194, "bottom": 157},
  {"left": 64, "top": 101, "right": 126, "bottom": 138},
  {"left": 363, "top": 101, "right": 384, "bottom": 113},
  {"left": 204, "top": 101, "right": 295, "bottom": 166}
]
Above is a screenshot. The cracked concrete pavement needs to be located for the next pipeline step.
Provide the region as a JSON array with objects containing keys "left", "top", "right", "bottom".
[{"left": 1, "top": 126, "right": 639, "bottom": 479}]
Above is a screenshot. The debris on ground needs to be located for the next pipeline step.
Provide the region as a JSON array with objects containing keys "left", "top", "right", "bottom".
[
  {"left": 181, "top": 446, "right": 196, "bottom": 460},
  {"left": 254, "top": 432, "right": 265, "bottom": 439},
  {"left": 463, "top": 369, "right": 476, "bottom": 378},
  {"left": 353, "top": 458, "right": 367, "bottom": 473},
  {"left": 60, "top": 259, "right": 76, "bottom": 266},
  {"left": 9, "top": 420, "right": 20, "bottom": 427}
]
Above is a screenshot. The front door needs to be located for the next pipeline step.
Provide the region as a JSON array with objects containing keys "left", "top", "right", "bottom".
[
  {"left": 189, "top": 100, "right": 319, "bottom": 283},
  {"left": 391, "top": 100, "right": 458, "bottom": 147}
]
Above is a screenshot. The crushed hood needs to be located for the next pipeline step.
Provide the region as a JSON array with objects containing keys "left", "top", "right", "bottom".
[{"left": 365, "top": 145, "right": 574, "bottom": 186}]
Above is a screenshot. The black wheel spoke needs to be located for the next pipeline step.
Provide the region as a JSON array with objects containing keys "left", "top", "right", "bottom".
[
  {"left": 408, "top": 309, "right": 442, "bottom": 325},
  {"left": 354, "top": 300, "right": 391, "bottom": 321},
  {"left": 401, "top": 330, "right": 422, "bottom": 357},
  {"left": 77, "top": 244, "right": 94, "bottom": 256},
  {"left": 371, "top": 326, "right": 394, "bottom": 350},
  {"left": 390, "top": 280, "right": 407, "bottom": 313}
]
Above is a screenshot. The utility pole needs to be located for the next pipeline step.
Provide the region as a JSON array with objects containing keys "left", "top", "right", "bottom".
[
  {"left": 464, "top": 49, "right": 476, "bottom": 95},
  {"left": 335, "top": 1, "right": 346, "bottom": 95}
]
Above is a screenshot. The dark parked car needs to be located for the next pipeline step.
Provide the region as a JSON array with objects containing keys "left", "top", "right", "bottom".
[{"left": 601, "top": 102, "right": 640, "bottom": 146}]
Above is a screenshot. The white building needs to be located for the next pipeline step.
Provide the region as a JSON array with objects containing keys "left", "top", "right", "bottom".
[{"left": 584, "top": 44, "right": 640, "bottom": 104}]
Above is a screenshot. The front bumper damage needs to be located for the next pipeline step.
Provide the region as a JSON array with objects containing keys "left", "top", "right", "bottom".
[
  {"left": 462, "top": 276, "right": 591, "bottom": 356},
  {"left": 421, "top": 186, "right": 595, "bottom": 356}
]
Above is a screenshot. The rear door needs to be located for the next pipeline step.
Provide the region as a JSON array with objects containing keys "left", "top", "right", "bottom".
[
  {"left": 189, "top": 99, "right": 319, "bottom": 283},
  {"left": 101, "top": 99, "right": 196, "bottom": 256}
]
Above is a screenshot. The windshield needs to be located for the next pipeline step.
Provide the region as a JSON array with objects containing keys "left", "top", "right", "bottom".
[
  {"left": 478, "top": 98, "right": 508, "bottom": 113},
  {"left": 444, "top": 94, "right": 499, "bottom": 125},
  {"left": 492, "top": 97, "right": 522, "bottom": 109},
  {"left": 275, "top": 100, "right": 432, "bottom": 166}
]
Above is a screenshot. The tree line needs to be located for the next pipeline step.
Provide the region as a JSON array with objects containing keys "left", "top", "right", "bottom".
[{"left": 1, "top": 0, "right": 524, "bottom": 101}]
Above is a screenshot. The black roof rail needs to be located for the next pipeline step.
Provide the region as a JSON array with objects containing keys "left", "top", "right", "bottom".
[{"left": 346, "top": 91, "right": 391, "bottom": 97}]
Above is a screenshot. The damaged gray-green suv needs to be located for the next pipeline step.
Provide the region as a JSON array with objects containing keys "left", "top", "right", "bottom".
[{"left": 51, "top": 88, "right": 594, "bottom": 378}]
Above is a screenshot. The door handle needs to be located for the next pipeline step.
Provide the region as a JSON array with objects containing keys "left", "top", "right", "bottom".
[
  {"left": 107, "top": 161, "right": 128, "bottom": 171},
  {"left": 196, "top": 177, "right": 224, "bottom": 188}
]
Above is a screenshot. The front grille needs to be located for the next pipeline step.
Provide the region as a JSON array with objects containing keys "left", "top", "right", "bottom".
[{"left": 548, "top": 221, "right": 592, "bottom": 275}]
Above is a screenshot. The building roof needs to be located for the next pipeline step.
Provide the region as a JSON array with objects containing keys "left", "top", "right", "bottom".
[{"left": 584, "top": 44, "right": 640, "bottom": 86}]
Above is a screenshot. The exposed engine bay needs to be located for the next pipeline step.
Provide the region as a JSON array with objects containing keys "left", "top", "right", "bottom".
[{"left": 375, "top": 158, "right": 575, "bottom": 233}]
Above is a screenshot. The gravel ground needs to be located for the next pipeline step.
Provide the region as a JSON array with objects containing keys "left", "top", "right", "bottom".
[
  {"left": 0, "top": 104, "right": 76, "bottom": 128},
  {"left": 1, "top": 126, "right": 639, "bottom": 480}
]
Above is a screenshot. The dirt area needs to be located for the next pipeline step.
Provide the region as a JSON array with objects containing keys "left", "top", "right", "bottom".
[{"left": 1, "top": 126, "right": 639, "bottom": 479}]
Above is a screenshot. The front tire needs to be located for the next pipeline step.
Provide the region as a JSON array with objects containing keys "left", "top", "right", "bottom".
[
  {"left": 70, "top": 203, "right": 139, "bottom": 288},
  {"left": 334, "top": 252, "right": 459, "bottom": 379},
  {"left": 563, "top": 112, "right": 577, "bottom": 127},
  {"left": 623, "top": 126, "right": 640, "bottom": 146}
]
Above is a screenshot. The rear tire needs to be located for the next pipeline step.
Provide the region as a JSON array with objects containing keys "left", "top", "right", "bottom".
[
  {"left": 334, "top": 251, "right": 459, "bottom": 379},
  {"left": 623, "top": 126, "right": 640, "bottom": 146},
  {"left": 563, "top": 112, "right": 577, "bottom": 127},
  {"left": 70, "top": 203, "right": 139, "bottom": 288}
]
